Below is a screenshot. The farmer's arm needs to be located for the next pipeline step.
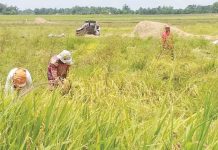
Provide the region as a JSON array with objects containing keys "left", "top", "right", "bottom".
[
  {"left": 161, "top": 34, "right": 167, "bottom": 48},
  {"left": 66, "top": 65, "right": 70, "bottom": 77},
  {"left": 5, "top": 68, "right": 17, "bottom": 94},
  {"left": 50, "top": 64, "right": 58, "bottom": 80}
]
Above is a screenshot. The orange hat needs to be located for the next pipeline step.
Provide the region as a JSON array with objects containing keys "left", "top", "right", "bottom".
[{"left": 12, "top": 68, "right": 27, "bottom": 88}]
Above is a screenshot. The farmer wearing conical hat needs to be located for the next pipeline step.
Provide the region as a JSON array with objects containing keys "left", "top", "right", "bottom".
[
  {"left": 47, "top": 50, "right": 73, "bottom": 91},
  {"left": 161, "top": 25, "right": 174, "bottom": 59},
  {"left": 5, "top": 68, "right": 32, "bottom": 95}
]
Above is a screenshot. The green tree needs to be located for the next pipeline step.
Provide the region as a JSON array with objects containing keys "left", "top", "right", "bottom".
[
  {"left": 122, "top": 4, "right": 133, "bottom": 14},
  {"left": 212, "top": 2, "right": 218, "bottom": 12},
  {"left": 0, "top": 3, "right": 6, "bottom": 13}
]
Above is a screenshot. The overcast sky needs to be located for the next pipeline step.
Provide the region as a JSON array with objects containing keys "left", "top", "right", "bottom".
[{"left": 0, "top": 0, "right": 217, "bottom": 10}]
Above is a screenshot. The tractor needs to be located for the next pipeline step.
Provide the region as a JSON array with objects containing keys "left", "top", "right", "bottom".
[{"left": 76, "top": 20, "right": 100, "bottom": 36}]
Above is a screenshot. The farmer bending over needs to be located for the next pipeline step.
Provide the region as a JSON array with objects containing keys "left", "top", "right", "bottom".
[
  {"left": 48, "top": 50, "right": 73, "bottom": 91},
  {"left": 161, "top": 25, "right": 174, "bottom": 59},
  {"left": 5, "top": 68, "right": 32, "bottom": 95}
]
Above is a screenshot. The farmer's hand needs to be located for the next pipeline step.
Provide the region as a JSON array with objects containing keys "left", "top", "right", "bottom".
[
  {"left": 60, "top": 79, "right": 71, "bottom": 95},
  {"left": 53, "top": 77, "right": 62, "bottom": 85}
]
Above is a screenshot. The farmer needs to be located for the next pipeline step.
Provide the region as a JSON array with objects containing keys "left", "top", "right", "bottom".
[
  {"left": 161, "top": 25, "right": 174, "bottom": 59},
  {"left": 47, "top": 50, "right": 73, "bottom": 90},
  {"left": 5, "top": 68, "right": 32, "bottom": 95}
]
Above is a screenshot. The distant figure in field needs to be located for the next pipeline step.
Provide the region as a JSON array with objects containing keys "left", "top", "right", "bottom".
[
  {"left": 47, "top": 50, "right": 73, "bottom": 92},
  {"left": 5, "top": 68, "right": 32, "bottom": 95},
  {"left": 161, "top": 25, "right": 174, "bottom": 59}
]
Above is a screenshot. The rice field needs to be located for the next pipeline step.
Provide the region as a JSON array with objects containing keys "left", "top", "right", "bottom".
[{"left": 0, "top": 14, "right": 217, "bottom": 149}]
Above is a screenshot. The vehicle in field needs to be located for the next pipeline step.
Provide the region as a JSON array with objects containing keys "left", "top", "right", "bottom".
[{"left": 76, "top": 20, "right": 100, "bottom": 36}]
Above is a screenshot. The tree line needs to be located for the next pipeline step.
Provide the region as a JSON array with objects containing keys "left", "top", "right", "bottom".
[{"left": 0, "top": 2, "right": 218, "bottom": 15}]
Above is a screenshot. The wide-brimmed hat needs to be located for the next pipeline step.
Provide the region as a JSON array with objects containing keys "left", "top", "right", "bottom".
[
  {"left": 57, "top": 50, "right": 73, "bottom": 65},
  {"left": 12, "top": 68, "right": 27, "bottom": 88}
]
